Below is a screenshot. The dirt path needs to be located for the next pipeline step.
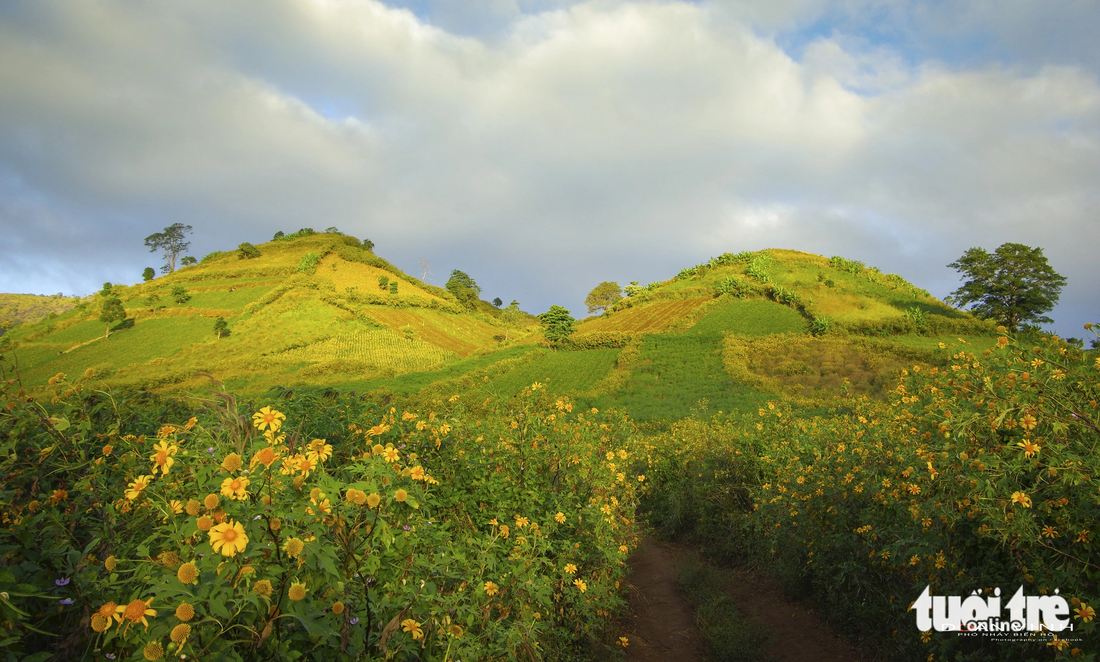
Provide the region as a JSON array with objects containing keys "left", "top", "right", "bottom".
[
  {"left": 622, "top": 538, "right": 707, "bottom": 661},
  {"left": 623, "top": 538, "right": 866, "bottom": 662}
]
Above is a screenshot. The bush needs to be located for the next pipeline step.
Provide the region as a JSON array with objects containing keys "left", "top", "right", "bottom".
[
  {"left": 297, "top": 252, "right": 321, "bottom": 273},
  {"left": 639, "top": 333, "right": 1100, "bottom": 660},
  {"left": 237, "top": 242, "right": 262, "bottom": 260},
  {"left": 0, "top": 379, "right": 641, "bottom": 661},
  {"left": 170, "top": 285, "right": 191, "bottom": 305}
]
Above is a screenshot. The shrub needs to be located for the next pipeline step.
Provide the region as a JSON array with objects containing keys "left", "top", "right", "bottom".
[
  {"left": 237, "top": 242, "right": 262, "bottom": 260},
  {"left": 170, "top": 285, "right": 191, "bottom": 305},
  {"left": 0, "top": 378, "right": 640, "bottom": 660},
  {"left": 378, "top": 275, "right": 390, "bottom": 291},
  {"left": 297, "top": 251, "right": 321, "bottom": 273}
]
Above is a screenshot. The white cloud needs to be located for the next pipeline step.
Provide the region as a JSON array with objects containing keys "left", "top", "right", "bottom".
[{"left": 0, "top": 0, "right": 1096, "bottom": 332}]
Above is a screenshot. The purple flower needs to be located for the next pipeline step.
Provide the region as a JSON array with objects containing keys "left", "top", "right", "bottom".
[
  {"left": 55, "top": 578, "right": 70, "bottom": 586},
  {"left": 106, "top": 655, "right": 116, "bottom": 660},
  {"left": 350, "top": 617, "right": 359, "bottom": 625},
  {"left": 207, "top": 447, "right": 216, "bottom": 453},
  {"left": 60, "top": 598, "right": 73, "bottom": 605},
  {"left": 402, "top": 525, "right": 411, "bottom": 531}
]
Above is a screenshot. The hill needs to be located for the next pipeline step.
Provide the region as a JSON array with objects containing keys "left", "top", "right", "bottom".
[
  {"left": 384, "top": 248, "right": 995, "bottom": 424},
  {"left": 1, "top": 243, "right": 996, "bottom": 423},
  {"left": 2, "top": 230, "right": 539, "bottom": 394},
  {"left": 0, "top": 293, "right": 82, "bottom": 332}
]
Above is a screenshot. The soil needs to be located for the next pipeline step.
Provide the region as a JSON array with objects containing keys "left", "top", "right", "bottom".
[{"left": 622, "top": 538, "right": 868, "bottom": 662}]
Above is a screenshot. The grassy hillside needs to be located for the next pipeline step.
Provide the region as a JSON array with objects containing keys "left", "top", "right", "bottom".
[
  {"left": 0, "top": 293, "right": 82, "bottom": 331},
  {"left": 2, "top": 231, "right": 539, "bottom": 394},
  {"left": 2, "top": 244, "right": 995, "bottom": 426}
]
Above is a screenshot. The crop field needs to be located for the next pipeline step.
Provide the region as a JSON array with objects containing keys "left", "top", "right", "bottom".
[
  {"left": 318, "top": 254, "right": 446, "bottom": 303},
  {"left": 345, "top": 344, "right": 541, "bottom": 395},
  {"left": 278, "top": 329, "right": 454, "bottom": 374},
  {"left": 589, "top": 333, "right": 768, "bottom": 422},
  {"left": 365, "top": 307, "right": 502, "bottom": 356},
  {"left": 25, "top": 318, "right": 105, "bottom": 346},
  {"left": 578, "top": 297, "right": 711, "bottom": 335},
  {"left": 683, "top": 299, "right": 805, "bottom": 336},
  {"left": 480, "top": 348, "right": 621, "bottom": 398},
  {"left": 150, "top": 286, "right": 275, "bottom": 311},
  {"left": 15, "top": 316, "right": 215, "bottom": 386}
]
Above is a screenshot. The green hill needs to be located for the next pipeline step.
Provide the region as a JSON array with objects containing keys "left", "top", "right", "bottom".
[
  {"left": 2, "top": 244, "right": 995, "bottom": 422},
  {"left": 2, "top": 231, "right": 539, "bottom": 394}
]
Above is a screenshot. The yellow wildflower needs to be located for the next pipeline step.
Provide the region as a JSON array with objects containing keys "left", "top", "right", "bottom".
[
  {"left": 208, "top": 520, "right": 249, "bottom": 558},
  {"left": 252, "top": 406, "right": 286, "bottom": 432},
  {"left": 150, "top": 441, "right": 177, "bottom": 476}
]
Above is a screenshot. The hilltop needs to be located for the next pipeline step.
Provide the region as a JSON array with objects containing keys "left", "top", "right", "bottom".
[
  {"left": 0, "top": 293, "right": 82, "bottom": 332},
  {"left": 1, "top": 242, "right": 995, "bottom": 421}
]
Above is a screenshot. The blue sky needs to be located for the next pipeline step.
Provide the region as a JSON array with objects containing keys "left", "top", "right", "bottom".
[{"left": 0, "top": 0, "right": 1097, "bottom": 337}]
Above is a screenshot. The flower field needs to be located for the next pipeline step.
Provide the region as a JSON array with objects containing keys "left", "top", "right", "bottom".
[
  {"left": 0, "top": 373, "right": 642, "bottom": 661},
  {"left": 636, "top": 330, "right": 1100, "bottom": 660}
]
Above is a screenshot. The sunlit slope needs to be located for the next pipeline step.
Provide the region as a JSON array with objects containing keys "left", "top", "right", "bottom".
[
  {"left": 5, "top": 233, "right": 534, "bottom": 393},
  {"left": 550, "top": 249, "right": 994, "bottom": 421}
]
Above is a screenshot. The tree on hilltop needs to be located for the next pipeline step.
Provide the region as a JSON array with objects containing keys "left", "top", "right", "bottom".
[
  {"left": 144, "top": 223, "right": 193, "bottom": 274},
  {"left": 142, "top": 267, "right": 155, "bottom": 282},
  {"left": 946, "top": 243, "right": 1067, "bottom": 332},
  {"left": 446, "top": 270, "right": 481, "bottom": 309},
  {"left": 585, "top": 282, "right": 623, "bottom": 314}
]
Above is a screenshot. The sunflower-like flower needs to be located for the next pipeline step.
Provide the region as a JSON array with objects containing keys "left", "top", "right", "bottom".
[
  {"left": 177, "top": 562, "right": 198, "bottom": 584},
  {"left": 175, "top": 603, "right": 195, "bottom": 621},
  {"left": 125, "top": 475, "right": 154, "bottom": 501},
  {"left": 208, "top": 520, "right": 249, "bottom": 558},
  {"left": 366, "top": 493, "right": 381, "bottom": 508},
  {"left": 346, "top": 488, "right": 367, "bottom": 505},
  {"left": 150, "top": 441, "right": 177, "bottom": 476},
  {"left": 116, "top": 597, "right": 156, "bottom": 633},
  {"left": 253, "top": 579, "right": 273, "bottom": 597},
  {"left": 251, "top": 446, "right": 277, "bottom": 469},
  {"left": 143, "top": 641, "right": 164, "bottom": 660},
  {"left": 288, "top": 581, "right": 307, "bottom": 601},
  {"left": 401, "top": 618, "right": 423, "bottom": 639},
  {"left": 306, "top": 439, "right": 332, "bottom": 463},
  {"left": 252, "top": 406, "right": 286, "bottom": 432},
  {"left": 170, "top": 623, "right": 191, "bottom": 644},
  {"left": 284, "top": 537, "right": 305, "bottom": 558},
  {"left": 220, "top": 453, "right": 243, "bottom": 473},
  {"left": 220, "top": 476, "right": 250, "bottom": 500}
]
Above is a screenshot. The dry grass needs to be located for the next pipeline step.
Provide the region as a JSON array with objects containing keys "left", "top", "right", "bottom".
[{"left": 723, "top": 334, "right": 910, "bottom": 400}]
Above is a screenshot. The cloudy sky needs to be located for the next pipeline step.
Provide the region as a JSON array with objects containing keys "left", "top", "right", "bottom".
[{"left": 1, "top": 0, "right": 1097, "bottom": 335}]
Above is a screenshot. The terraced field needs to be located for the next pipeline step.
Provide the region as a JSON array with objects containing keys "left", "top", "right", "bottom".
[
  {"left": 365, "top": 308, "right": 502, "bottom": 356},
  {"left": 578, "top": 297, "right": 711, "bottom": 335},
  {"left": 279, "top": 329, "right": 454, "bottom": 373}
]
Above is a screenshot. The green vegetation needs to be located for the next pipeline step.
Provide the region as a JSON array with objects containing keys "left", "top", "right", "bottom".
[
  {"left": 585, "top": 281, "right": 623, "bottom": 314},
  {"left": 946, "top": 242, "right": 1067, "bottom": 331},
  {"left": 9, "top": 235, "right": 1085, "bottom": 662},
  {"left": 538, "top": 305, "right": 576, "bottom": 346},
  {"left": 677, "top": 562, "right": 772, "bottom": 662},
  {"left": 482, "top": 347, "right": 621, "bottom": 397},
  {"left": 144, "top": 222, "right": 192, "bottom": 274}
]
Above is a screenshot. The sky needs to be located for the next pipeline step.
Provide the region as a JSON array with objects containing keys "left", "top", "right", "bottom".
[{"left": 0, "top": 0, "right": 1097, "bottom": 337}]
